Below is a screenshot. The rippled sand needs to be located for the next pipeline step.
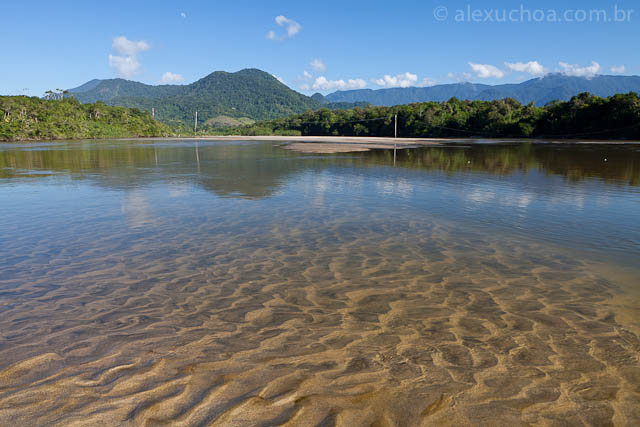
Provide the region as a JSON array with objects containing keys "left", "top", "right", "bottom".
[{"left": 1, "top": 215, "right": 638, "bottom": 426}]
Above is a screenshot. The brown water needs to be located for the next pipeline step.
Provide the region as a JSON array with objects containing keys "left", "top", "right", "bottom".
[{"left": 0, "top": 140, "right": 639, "bottom": 426}]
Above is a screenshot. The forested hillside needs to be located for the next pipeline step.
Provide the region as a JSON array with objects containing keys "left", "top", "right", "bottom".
[
  {"left": 223, "top": 92, "right": 640, "bottom": 140},
  {"left": 69, "top": 69, "right": 322, "bottom": 126},
  {"left": 68, "top": 69, "right": 370, "bottom": 127},
  {"left": 0, "top": 96, "right": 170, "bottom": 141}
]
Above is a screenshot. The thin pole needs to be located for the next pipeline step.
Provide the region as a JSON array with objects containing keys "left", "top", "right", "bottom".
[
  {"left": 152, "top": 107, "right": 155, "bottom": 118},
  {"left": 195, "top": 141, "right": 200, "bottom": 173},
  {"left": 394, "top": 113, "right": 398, "bottom": 139},
  {"left": 394, "top": 113, "right": 397, "bottom": 165},
  {"left": 194, "top": 111, "right": 198, "bottom": 135}
]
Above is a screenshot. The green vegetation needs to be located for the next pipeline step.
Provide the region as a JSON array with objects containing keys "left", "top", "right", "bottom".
[
  {"left": 70, "top": 69, "right": 321, "bottom": 125},
  {"left": 68, "top": 69, "right": 369, "bottom": 126},
  {"left": 0, "top": 96, "right": 171, "bottom": 141},
  {"left": 4, "top": 88, "right": 638, "bottom": 142},
  {"left": 223, "top": 92, "right": 640, "bottom": 139}
]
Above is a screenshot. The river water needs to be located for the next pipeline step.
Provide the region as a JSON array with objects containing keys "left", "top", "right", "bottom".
[{"left": 0, "top": 139, "right": 638, "bottom": 425}]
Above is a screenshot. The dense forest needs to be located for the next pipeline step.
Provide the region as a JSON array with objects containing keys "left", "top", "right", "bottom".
[
  {"left": 218, "top": 92, "right": 640, "bottom": 140},
  {"left": 2, "top": 92, "right": 639, "bottom": 142},
  {"left": 0, "top": 96, "right": 170, "bottom": 141}
]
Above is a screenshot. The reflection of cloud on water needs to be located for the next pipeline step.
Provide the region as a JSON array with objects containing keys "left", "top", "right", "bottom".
[
  {"left": 121, "top": 191, "right": 156, "bottom": 227},
  {"left": 467, "top": 188, "right": 496, "bottom": 204},
  {"left": 300, "top": 172, "right": 367, "bottom": 208},
  {"left": 312, "top": 177, "right": 328, "bottom": 209},
  {"left": 499, "top": 191, "right": 535, "bottom": 209},
  {"left": 466, "top": 187, "right": 535, "bottom": 210},
  {"left": 168, "top": 182, "right": 189, "bottom": 198},
  {"left": 375, "top": 178, "right": 413, "bottom": 198},
  {"left": 549, "top": 192, "right": 586, "bottom": 210},
  {"left": 515, "top": 194, "right": 534, "bottom": 209}
]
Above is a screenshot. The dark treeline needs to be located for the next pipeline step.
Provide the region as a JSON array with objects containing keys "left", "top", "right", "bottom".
[
  {"left": 218, "top": 92, "right": 640, "bottom": 139},
  {"left": 0, "top": 96, "right": 171, "bottom": 141}
]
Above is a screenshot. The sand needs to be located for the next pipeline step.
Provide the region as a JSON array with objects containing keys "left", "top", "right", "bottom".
[
  {"left": 183, "top": 136, "right": 448, "bottom": 153},
  {"left": 0, "top": 215, "right": 638, "bottom": 426},
  {"left": 159, "top": 136, "right": 640, "bottom": 154}
]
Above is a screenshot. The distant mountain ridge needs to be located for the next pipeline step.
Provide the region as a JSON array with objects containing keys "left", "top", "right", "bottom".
[
  {"left": 325, "top": 74, "right": 640, "bottom": 106},
  {"left": 68, "top": 69, "right": 371, "bottom": 126},
  {"left": 69, "top": 69, "right": 321, "bottom": 125}
]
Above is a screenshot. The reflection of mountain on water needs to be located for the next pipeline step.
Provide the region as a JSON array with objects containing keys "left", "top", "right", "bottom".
[
  {"left": 194, "top": 144, "right": 306, "bottom": 199},
  {"left": 0, "top": 141, "right": 316, "bottom": 199},
  {"left": 0, "top": 140, "right": 638, "bottom": 199}
]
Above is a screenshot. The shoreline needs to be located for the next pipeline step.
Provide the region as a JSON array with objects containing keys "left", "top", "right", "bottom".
[{"left": 3, "top": 135, "right": 640, "bottom": 154}]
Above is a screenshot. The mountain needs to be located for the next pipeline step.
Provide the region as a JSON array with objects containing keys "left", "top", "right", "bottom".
[
  {"left": 68, "top": 79, "right": 103, "bottom": 93},
  {"left": 69, "top": 69, "right": 323, "bottom": 126},
  {"left": 325, "top": 74, "right": 640, "bottom": 106},
  {"left": 311, "top": 93, "right": 328, "bottom": 104}
]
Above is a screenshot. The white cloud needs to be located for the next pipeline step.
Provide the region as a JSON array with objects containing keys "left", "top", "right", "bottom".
[
  {"left": 505, "top": 61, "right": 546, "bottom": 76},
  {"left": 160, "top": 72, "right": 184, "bottom": 84},
  {"left": 273, "top": 74, "right": 286, "bottom": 84},
  {"left": 559, "top": 61, "right": 601, "bottom": 78},
  {"left": 311, "top": 76, "right": 367, "bottom": 91},
  {"left": 421, "top": 77, "right": 438, "bottom": 87},
  {"left": 109, "top": 55, "right": 141, "bottom": 79},
  {"left": 300, "top": 83, "right": 311, "bottom": 90},
  {"left": 468, "top": 62, "right": 505, "bottom": 79},
  {"left": 180, "top": 12, "right": 186, "bottom": 18},
  {"left": 303, "top": 70, "right": 313, "bottom": 80},
  {"left": 611, "top": 65, "right": 626, "bottom": 74},
  {"left": 112, "top": 36, "right": 150, "bottom": 57},
  {"left": 267, "top": 15, "right": 301, "bottom": 40},
  {"left": 310, "top": 58, "right": 326, "bottom": 73},
  {"left": 373, "top": 72, "right": 418, "bottom": 88},
  {"left": 109, "top": 36, "right": 150, "bottom": 79}
]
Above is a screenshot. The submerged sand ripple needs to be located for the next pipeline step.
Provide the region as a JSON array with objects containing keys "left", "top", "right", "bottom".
[{"left": 0, "top": 218, "right": 639, "bottom": 426}]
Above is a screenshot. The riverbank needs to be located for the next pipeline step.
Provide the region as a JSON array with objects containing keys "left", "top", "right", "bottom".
[{"left": 0, "top": 96, "right": 170, "bottom": 142}]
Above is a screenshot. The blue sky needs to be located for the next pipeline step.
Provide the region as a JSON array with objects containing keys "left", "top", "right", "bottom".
[{"left": 2, "top": 0, "right": 638, "bottom": 96}]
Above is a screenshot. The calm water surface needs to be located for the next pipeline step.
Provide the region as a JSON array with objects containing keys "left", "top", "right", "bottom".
[{"left": 0, "top": 140, "right": 639, "bottom": 426}]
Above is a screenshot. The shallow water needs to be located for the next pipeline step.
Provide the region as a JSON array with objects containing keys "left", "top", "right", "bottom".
[{"left": 0, "top": 139, "right": 639, "bottom": 426}]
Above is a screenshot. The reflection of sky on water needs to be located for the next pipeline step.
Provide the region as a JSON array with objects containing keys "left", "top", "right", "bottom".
[
  {"left": 0, "top": 139, "right": 639, "bottom": 268},
  {"left": 121, "top": 191, "right": 155, "bottom": 228}
]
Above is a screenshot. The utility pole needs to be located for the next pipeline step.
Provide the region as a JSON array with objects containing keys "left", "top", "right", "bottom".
[
  {"left": 394, "top": 113, "right": 398, "bottom": 139},
  {"left": 194, "top": 111, "right": 198, "bottom": 135}
]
